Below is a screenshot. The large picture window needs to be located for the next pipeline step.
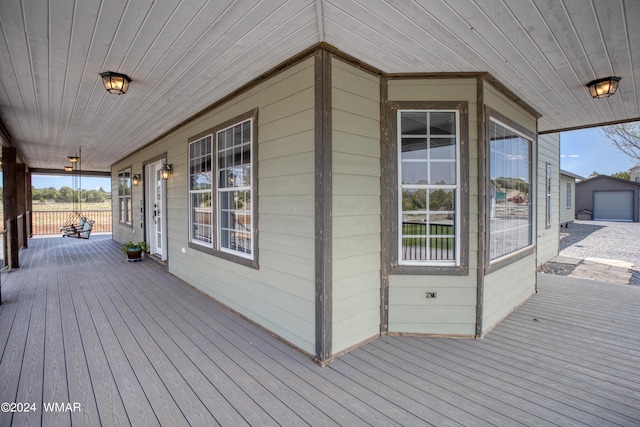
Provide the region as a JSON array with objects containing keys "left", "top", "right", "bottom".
[
  {"left": 398, "top": 110, "right": 459, "bottom": 266},
  {"left": 488, "top": 119, "right": 532, "bottom": 261},
  {"left": 187, "top": 110, "right": 257, "bottom": 267},
  {"left": 118, "top": 168, "right": 132, "bottom": 225},
  {"left": 189, "top": 135, "right": 213, "bottom": 246},
  {"left": 217, "top": 119, "right": 253, "bottom": 258}
]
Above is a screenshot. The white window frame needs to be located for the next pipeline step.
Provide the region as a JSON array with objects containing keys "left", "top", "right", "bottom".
[
  {"left": 216, "top": 118, "right": 254, "bottom": 260},
  {"left": 118, "top": 168, "right": 132, "bottom": 225},
  {"left": 546, "top": 163, "right": 552, "bottom": 228},
  {"left": 488, "top": 117, "right": 533, "bottom": 263},
  {"left": 188, "top": 135, "right": 214, "bottom": 248},
  {"left": 397, "top": 109, "right": 461, "bottom": 267}
]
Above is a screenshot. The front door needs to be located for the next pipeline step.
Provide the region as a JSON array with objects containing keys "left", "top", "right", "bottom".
[{"left": 146, "top": 160, "right": 167, "bottom": 260}]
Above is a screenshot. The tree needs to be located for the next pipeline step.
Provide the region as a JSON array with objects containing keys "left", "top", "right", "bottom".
[
  {"left": 602, "top": 122, "right": 640, "bottom": 163},
  {"left": 611, "top": 171, "right": 630, "bottom": 180},
  {"left": 58, "top": 186, "right": 74, "bottom": 203}
]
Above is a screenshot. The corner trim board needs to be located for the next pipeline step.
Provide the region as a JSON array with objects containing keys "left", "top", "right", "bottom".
[{"left": 314, "top": 49, "right": 332, "bottom": 364}]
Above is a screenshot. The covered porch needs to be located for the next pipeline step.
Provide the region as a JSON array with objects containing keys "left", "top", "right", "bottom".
[{"left": 1, "top": 235, "right": 638, "bottom": 426}]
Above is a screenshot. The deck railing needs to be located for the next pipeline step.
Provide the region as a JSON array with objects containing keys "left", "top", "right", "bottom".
[
  {"left": 402, "top": 222, "right": 455, "bottom": 261},
  {"left": 31, "top": 210, "right": 112, "bottom": 235}
]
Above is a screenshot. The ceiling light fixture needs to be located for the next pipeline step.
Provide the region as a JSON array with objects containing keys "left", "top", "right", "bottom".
[
  {"left": 586, "top": 76, "right": 621, "bottom": 99},
  {"left": 100, "top": 71, "right": 132, "bottom": 95}
]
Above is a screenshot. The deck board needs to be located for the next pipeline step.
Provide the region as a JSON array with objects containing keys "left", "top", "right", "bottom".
[
  {"left": 42, "top": 249, "right": 70, "bottom": 427},
  {"left": 430, "top": 329, "right": 640, "bottom": 404},
  {"left": 373, "top": 337, "right": 574, "bottom": 426},
  {"left": 58, "top": 254, "right": 101, "bottom": 427},
  {"left": 423, "top": 337, "right": 640, "bottom": 426},
  {"left": 68, "top": 263, "right": 132, "bottom": 427},
  {"left": 85, "top": 273, "right": 191, "bottom": 426},
  {"left": 1, "top": 248, "right": 38, "bottom": 427},
  {"left": 1, "top": 235, "right": 639, "bottom": 426}
]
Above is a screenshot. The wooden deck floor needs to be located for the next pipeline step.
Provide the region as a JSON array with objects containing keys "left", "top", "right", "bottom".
[{"left": 1, "top": 235, "right": 639, "bottom": 426}]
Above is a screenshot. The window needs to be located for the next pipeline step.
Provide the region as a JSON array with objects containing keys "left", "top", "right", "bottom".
[
  {"left": 118, "top": 168, "right": 132, "bottom": 225},
  {"left": 187, "top": 110, "right": 257, "bottom": 266},
  {"left": 398, "top": 110, "right": 459, "bottom": 265},
  {"left": 566, "top": 183, "right": 572, "bottom": 208},
  {"left": 189, "top": 135, "right": 213, "bottom": 246},
  {"left": 488, "top": 119, "right": 532, "bottom": 261},
  {"left": 546, "top": 163, "right": 552, "bottom": 228},
  {"left": 217, "top": 119, "right": 253, "bottom": 258}
]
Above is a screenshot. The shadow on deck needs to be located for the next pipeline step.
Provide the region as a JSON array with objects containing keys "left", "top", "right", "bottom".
[{"left": 1, "top": 235, "right": 639, "bottom": 426}]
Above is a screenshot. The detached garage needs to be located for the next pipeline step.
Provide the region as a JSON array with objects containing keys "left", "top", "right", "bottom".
[
  {"left": 593, "top": 191, "right": 634, "bottom": 221},
  {"left": 576, "top": 175, "right": 640, "bottom": 222}
]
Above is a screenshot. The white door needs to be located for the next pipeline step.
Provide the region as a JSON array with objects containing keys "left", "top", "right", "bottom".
[{"left": 146, "top": 160, "right": 167, "bottom": 260}]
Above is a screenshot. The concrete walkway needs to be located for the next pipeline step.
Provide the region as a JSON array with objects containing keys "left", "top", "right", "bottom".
[
  {"left": 550, "top": 255, "right": 634, "bottom": 285},
  {"left": 557, "top": 220, "right": 640, "bottom": 286}
]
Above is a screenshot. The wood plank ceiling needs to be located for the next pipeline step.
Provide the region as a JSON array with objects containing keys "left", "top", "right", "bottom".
[{"left": 0, "top": 0, "right": 638, "bottom": 171}]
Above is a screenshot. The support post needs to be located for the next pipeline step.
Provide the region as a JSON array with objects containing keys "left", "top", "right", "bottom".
[
  {"left": 2, "top": 147, "right": 20, "bottom": 268},
  {"left": 16, "top": 163, "right": 27, "bottom": 248}
]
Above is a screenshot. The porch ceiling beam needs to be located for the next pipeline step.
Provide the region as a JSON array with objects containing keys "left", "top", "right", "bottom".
[{"left": 29, "top": 168, "right": 111, "bottom": 177}]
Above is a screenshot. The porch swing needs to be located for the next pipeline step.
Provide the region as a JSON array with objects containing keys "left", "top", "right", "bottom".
[{"left": 60, "top": 147, "right": 94, "bottom": 239}]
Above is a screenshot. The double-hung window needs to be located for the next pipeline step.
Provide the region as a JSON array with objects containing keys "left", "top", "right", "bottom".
[
  {"left": 189, "top": 135, "right": 213, "bottom": 246},
  {"left": 566, "top": 183, "right": 572, "bottom": 208},
  {"left": 187, "top": 111, "right": 256, "bottom": 264},
  {"left": 398, "top": 110, "right": 460, "bottom": 266},
  {"left": 488, "top": 118, "right": 533, "bottom": 261},
  {"left": 217, "top": 119, "right": 253, "bottom": 258},
  {"left": 118, "top": 168, "right": 132, "bottom": 225}
]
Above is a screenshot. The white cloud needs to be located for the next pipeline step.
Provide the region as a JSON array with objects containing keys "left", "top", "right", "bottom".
[{"left": 568, "top": 154, "right": 580, "bottom": 158}]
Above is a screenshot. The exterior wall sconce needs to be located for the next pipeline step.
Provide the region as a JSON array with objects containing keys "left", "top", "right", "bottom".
[
  {"left": 161, "top": 163, "right": 173, "bottom": 180},
  {"left": 68, "top": 156, "right": 79, "bottom": 163},
  {"left": 586, "top": 76, "right": 621, "bottom": 99},
  {"left": 100, "top": 71, "right": 132, "bottom": 95},
  {"left": 132, "top": 174, "right": 141, "bottom": 186},
  {"left": 64, "top": 165, "right": 73, "bottom": 172}
]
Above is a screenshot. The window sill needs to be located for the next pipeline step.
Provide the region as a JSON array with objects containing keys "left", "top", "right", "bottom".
[
  {"left": 391, "top": 264, "right": 468, "bottom": 276},
  {"left": 188, "top": 242, "right": 259, "bottom": 270},
  {"left": 486, "top": 246, "right": 535, "bottom": 274}
]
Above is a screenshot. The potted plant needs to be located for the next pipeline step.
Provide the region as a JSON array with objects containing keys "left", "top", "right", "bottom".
[{"left": 121, "top": 241, "right": 148, "bottom": 262}]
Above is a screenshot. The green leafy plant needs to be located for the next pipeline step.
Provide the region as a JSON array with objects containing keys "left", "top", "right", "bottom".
[{"left": 121, "top": 241, "right": 148, "bottom": 255}]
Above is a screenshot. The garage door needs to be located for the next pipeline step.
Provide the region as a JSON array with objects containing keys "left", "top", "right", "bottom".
[{"left": 593, "top": 191, "right": 634, "bottom": 221}]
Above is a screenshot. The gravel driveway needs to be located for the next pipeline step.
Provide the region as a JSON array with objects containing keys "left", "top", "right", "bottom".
[{"left": 558, "top": 220, "right": 640, "bottom": 285}]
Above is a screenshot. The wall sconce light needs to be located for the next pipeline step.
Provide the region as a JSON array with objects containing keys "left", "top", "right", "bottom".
[
  {"left": 161, "top": 163, "right": 173, "bottom": 180},
  {"left": 586, "top": 76, "right": 621, "bottom": 99},
  {"left": 68, "top": 156, "right": 79, "bottom": 163},
  {"left": 64, "top": 165, "right": 73, "bottom": 172},
  {"left": 132, "top": 174, "right": 141, "bottom": 186},
  {"left": 100, "top": 71, "right": 132, "bottom": 95}
]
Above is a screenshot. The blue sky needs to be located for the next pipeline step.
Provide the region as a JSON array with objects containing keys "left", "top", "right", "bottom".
[
  {"left": 560, "top": 125, "right": 637, "bottom": 178},
  {"left": 31, "top": 175, "right": 111, "bottom": 191}
]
